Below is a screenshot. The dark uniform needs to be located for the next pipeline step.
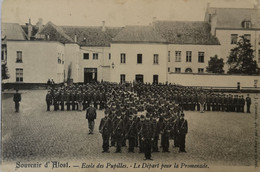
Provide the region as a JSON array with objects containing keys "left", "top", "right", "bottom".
[
  {"left": 177, "top": 114, "right": 188, "bottom": 152},
  {"left": 246, "top": 95, "right": 251, "bottom": 113},
  {"left": 141, "top": 114, "right": 154, "bottom": 160},
  {"left": 113, "top": 114, "right": 124, "bottom": 153},
  {"left": 126, "top": 116, "right": 137, "bottom": 153},
  {"left": 161, "top": 116, "right": 172, "bottom": 152},
  {"left": 46, "top": 91, "right": 52, "bottom": 111},
  {"left": 99, "top": 114, "right": 112, "bottom": 153},
  {"left": 13, "top": 90, "right": 21, "bottom": 112}
]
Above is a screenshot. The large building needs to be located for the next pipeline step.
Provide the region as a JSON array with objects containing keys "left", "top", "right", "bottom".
[{"left": 2, "top": 6, "right": 260, "bottom": 85}]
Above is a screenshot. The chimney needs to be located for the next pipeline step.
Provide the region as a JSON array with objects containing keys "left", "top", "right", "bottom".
[
  {"left": 28, "top": 18, "right": 33, "bottom": 40},
  {"left": 102, "top": 21, "right": 106, "bottom": 32},
  {"left": 152, "top": 17, "right": 157, "bottom": 23},
  {"left": 74, "top": 34, "right": 77, "bottom": 43},
  {"left": 36, "top": 18, "right": 43, "bottom": 31}
]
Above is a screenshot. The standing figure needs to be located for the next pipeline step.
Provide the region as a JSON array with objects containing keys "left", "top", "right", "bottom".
[
  {"left": 161, "top": 114, "right": 171, "bottom": 153},
  {"left": 113, "top": 113, "right": 124, "bottom": 153},
  {"left": 13, "top": 89, "right": 21, "bottom": 112},
  {"left": 246, "top": 94, "right": 251, "bottom": 113},
  {"left": 177, "top": 113, "right": 188, "bottom": 153},
  {"left": 141, "top": 113, "right": 154, "bottom": 160},
  {"left": 126, "top": 115, "right": 137, "bottom": 153},
  {"left": 86, "top": 102, "right": 97, "bottom": 134},
  {"left": 46, "top": 91, "right": 52, "bottom": 111},
  {"left": 99, "top": 112, "right": 112, "bottom": 153}
]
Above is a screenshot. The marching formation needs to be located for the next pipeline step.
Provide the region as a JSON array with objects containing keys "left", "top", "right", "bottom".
[{"left": 45, "top": 82, "right": 252, "bottom": 160}]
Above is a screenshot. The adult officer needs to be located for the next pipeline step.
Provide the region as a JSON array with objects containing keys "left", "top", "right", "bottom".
[
  {"left": 246, "top": 94, "right": 251, "bottom": 113},
  {"left": 46, "top": 91, "right": 52, "bottom": 111},
  {"left": 99, "top": 112, "right": 112, "bottom": 153},
  {"left": 86, "top": 102, "right": 97, "bottom": 134},
  {"left": 13, "top": 89, "right": 21, "bottom": 112},
  {"left": 177, "top": 113, "right": 188, "bottom": 153},
  {"left": 141, "top": 113, "right": 154, "bottom": 160}
]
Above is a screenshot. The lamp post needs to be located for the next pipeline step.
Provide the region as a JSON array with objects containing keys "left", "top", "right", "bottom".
[{"left": 111, "top": 62, "right": 115, "bottom": 69}]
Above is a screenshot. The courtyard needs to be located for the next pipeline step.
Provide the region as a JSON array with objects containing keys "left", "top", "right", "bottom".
[{"left": 1, "top": 90, "right": 259, "bottom": 171}]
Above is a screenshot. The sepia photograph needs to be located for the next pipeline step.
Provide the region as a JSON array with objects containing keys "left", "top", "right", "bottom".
[{"left": 1, "top": 0, "right": 260, "bottom": 171}]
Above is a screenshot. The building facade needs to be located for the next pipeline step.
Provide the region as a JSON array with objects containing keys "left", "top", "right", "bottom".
[{"left": 2, "top": 6, "right": 259, "bottom": 85}]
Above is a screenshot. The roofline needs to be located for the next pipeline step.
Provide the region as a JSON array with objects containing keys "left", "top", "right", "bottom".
[
  {"left": 6, "top": 40, "right": 65, "bottom": 45},
  {"left": 111, "top": 41, "right": 168, "bottom": 45},
  {"left": 111, "top": 41, "right": 220, "bottom": 45},
  {"left": 208, "top": 7, "right": 259, "bottom": 10},
  {"left": 168, "top": 43, "right": 220, "bottom": 46},
  {"left": 215, "top": 27, "right": 260, "bottom": 31}
]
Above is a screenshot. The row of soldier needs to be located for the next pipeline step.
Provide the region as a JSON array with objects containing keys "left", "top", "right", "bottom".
[{"left": 46, "top": 83, "right": 252, "bottom": 113}]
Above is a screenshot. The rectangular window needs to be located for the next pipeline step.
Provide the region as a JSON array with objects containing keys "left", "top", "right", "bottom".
[
  {"left": 153, "top": 54, "right": 159, "bottom": 64},
  {"left": 120, "top": 74, "right": 125, "bottom": 83},
  {"left": 198, "top": 68, "right": 204, "bottom": 73},
  {"left": 120, "top": 53, "right": 126, "bottom": 63},
  {"left": 244, "top": 34, "right": 251, "bottom": 41},
  {"left": 198, "top": 52, "right": 204, "bottom": 63},
  {"left": 1, "top": 51, "right": 4, "bottom": 61},
  {"left": 186, "top": 51, "right": 192, "bottom": 62},
  {"left": 58, "top": 53, "right": 61, "bottom": 64},
  {"left": 93, "top": 53, "right": 98, "bottom": 60},
  {"left": 83, "top": 53, "right": 89, "bottom": 60},
  {"left": 109, "top": 53, "right": 111, "bottom": 60},
  {"left": 175, "top": 51, "right": 181, "bottom": 62},
  {"left": 168, "top": 51, "right": 170, "bottom": 62},
  {"left": 16, "top": 51, "right": 22, "bottom": 63},
  {"left": 62, "top": 54, "right": 64, "bottom": 64},
  {"left": 168, "top": 67, "right": 170, "bottom": 72},
  {"left": 258, "top": 49, "right": 260, "bottom": 63},
  {"left": 175, "top": 68, "right": 181, "bottom": 73},
  {"left": 137, "top": 54, "right": 142, "bottom": 64},
  {"left": 16, "top": 68, "right": 23, "bottom": 82},
  {"left": 231, "top": 34, "right": 238, "bottom": 44}
]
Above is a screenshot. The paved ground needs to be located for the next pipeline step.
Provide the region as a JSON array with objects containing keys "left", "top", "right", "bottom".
[{"left": 1, "top": 90, "right": 260, "bottom": 168}]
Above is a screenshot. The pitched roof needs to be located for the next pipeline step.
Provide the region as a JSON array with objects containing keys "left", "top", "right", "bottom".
[
  {"left": 1, "top": 23, "right": 28, "bottom": 40},
  {"left": 61, "top": 26, "right": 123, "bottom": 46},
  {"left": 112, "top": 25, "right": 166, "bottom": 43},
  {"left": 153, "top": 21, "right": 220, "bottom": 45},
  {"left": 208, "top": 8, "right": 260, "bottom": 29},
  {"left": 38, "top": 21, "right": 74, "bottom": 43},
  {"left": 21, "top": 25, "right": 39, "bottom": 37}
]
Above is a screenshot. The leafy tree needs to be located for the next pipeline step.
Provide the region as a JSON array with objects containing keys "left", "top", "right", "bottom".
[
  {"left": 206, "top": 55, "right": 224, "bottom": 74},
  {"left": 1, "top": 63, "right": 9, "bottom": 80},
  {"left": 227, "top": 36, "right": 259, "bottom": 75}
]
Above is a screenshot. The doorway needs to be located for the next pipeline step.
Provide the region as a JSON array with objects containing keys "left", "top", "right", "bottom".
[
  {"left": 135, "top": 74, "right": 144, "bottom": 83},
  {"left": 84, "top": 68, "right": 97, "bottom": 83},
  {"left": 153, "top": 75, "right": 158, "bottom": 84}
]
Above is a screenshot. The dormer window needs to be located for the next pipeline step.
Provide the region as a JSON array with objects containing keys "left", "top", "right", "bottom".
[{"left": 242, "top": 20, "right": 252, "bottom": 29}]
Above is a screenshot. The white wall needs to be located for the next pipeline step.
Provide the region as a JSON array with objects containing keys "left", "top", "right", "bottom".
[
  {"left": 64, "top": 43, "right": 80, "bottom": 83},
  {"left": 168, "top": 44, "right": 220, "bottom": 73},
  {"left": 78, "top": 46, "right": 111, "bottom": 82},
  {"left": 168, "top": 73, "right": 259, "bottom": 88},
  {"left": 6, "top": 41, "right": 65, "bottom": 83},
  {"left": 216, "top": 29, "right": 260, "bottom": 72},
  {"left": 110, "top": 43, "right": 168, "bottom": 83}
]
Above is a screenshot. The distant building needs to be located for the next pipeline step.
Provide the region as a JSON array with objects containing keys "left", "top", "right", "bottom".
[{"left": 205, "top": 6, "right": 260, "bottom": 72}]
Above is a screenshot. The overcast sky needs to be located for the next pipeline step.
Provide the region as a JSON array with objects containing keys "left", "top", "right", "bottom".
[{"left": 1, "top": 0, "right": 259, "bottom": 26}]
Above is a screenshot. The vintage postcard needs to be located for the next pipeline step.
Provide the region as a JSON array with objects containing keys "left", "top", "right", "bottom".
[{"left": 1, "top": 0, "right": 260, "bottom": 171}]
